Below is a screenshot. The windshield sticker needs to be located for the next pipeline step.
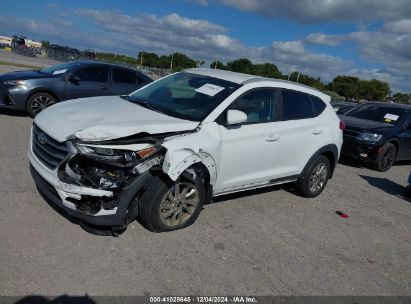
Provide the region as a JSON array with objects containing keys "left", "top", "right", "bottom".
[
  {"left": 383, "top": 113, "right": 399, "bottom": 123},
  {"left": 52, "top": 69, "right": 67, "bottom": 75},
  {"left": 195, "top": 83, "right": 225, "bottom": 96}
]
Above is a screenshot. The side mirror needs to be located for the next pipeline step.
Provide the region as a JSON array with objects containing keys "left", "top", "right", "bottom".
[
  {"left": 226, "top": 109, "right": 247, "bottom": 125},
  {"left": 68, "top": 74, "right": 80, "bottom": 84}
]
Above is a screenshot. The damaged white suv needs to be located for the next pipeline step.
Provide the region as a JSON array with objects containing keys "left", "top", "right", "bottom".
[{"left": 29, "top": 68, "right": 343, "bottom": 233}]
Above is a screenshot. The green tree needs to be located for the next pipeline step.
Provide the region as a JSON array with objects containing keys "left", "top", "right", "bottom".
[
  {"left": 289, "top": 72, "right": 324, "bottom": 90},
  {"left": 226, "top": 58, "right": 253, "bottom": 73},
  {"left": 210, "top": 60, "right": 227, "bottom": 69},
  {"left": 328, "top": 76, "right": 361, "bottom": 99},
  {"left": 393, "top": 92, "right": 411, "bottom": 104},
  {"left": 249, "top": 63, "right": 283, "bottom": 79}
]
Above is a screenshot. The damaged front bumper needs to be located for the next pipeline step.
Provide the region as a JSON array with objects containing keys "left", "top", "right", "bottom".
[{"left": 28, "top": 130, "right": 152, "bottom": 227}]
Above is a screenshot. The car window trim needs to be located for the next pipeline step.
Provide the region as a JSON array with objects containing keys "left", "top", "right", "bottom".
[
  {"left": 215, "top": 87, "right": 280, "bottom": 126},
  {"left": 279, "top": 88, "right": 318, "bottom": 121},
  {"left": 72, "top": 64, "right": 109, "bottom": 83}
]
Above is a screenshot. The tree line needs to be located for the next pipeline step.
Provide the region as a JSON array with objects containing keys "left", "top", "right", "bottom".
[{"left": 85, "top": 50, "right": 410, "bottom": 103}]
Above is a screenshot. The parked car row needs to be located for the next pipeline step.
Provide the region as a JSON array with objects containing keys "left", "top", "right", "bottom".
[
  {"left": 1, "top": 63, "right": 409, "bottom": 233},
  {"left": 0, "top": 61, "right": 152, "bottom": 117}
]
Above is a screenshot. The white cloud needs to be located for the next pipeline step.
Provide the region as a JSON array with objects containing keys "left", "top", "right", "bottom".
[
  {"left": 219, "top": 0, "right": 411, "bottom": 23},
  {"left": 305, "top": 33, "right": 343, "bottom": 46},
  {"left": 1, "top": 7, "right": 410, "bottom": 92}
]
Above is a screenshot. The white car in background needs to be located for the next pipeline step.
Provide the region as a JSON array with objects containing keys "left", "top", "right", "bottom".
[{"left": 29, "top": 68, "right": 343, "bottom": 234}]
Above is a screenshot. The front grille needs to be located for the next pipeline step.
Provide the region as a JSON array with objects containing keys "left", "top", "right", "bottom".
[
  {"left": 30, "top": 165, "right": 60, "bottom": 201},
  {"left": 32, "top": 124, "right": 69, "bottom": 169}
]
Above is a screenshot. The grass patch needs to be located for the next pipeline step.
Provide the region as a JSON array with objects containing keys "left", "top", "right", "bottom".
[{"left": 0, "top": 61, "right": 41, "bottom": 69}]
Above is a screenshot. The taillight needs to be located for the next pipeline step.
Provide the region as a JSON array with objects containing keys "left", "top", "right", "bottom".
[{"left": 339, "top": 120, "right": 346, "bottom": 130}]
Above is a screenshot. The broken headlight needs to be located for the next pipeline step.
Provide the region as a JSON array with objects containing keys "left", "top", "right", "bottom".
[{"left": 76, "top": 143, "right": 158, "bottom": 165}]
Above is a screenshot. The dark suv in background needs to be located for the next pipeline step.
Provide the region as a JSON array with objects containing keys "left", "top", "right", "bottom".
[
  {"left": 340, "top": 102, "right": 411, "bottom": 171},
  {"left": 0, "top": 61, "right": 152, "bottom": 117}
]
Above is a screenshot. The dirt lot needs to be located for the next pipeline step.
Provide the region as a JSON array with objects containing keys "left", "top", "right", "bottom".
[{"left": 0, "top": 109, "right": 410, "bottom": 296}]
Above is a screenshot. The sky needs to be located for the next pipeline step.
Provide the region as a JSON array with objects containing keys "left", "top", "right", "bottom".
[{"left": 0, "top": 0, "right": 410, "bottom": 92}]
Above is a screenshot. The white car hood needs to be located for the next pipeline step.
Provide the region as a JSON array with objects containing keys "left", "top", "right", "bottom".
[{"left": 34, "top": 96, "right": 199, "bottom": 142}]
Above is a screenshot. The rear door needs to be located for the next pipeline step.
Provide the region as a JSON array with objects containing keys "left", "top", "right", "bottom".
[
  {"left": 273, "top": 89, "right": 328, "bottom": 177},
  {"left": 111, "top": 67, "right": 148, "bottom": 95},
  {"left": 64, "top": 65, "right": 110, "bottom": 100}
]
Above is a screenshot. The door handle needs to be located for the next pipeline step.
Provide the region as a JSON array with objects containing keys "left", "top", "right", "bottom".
[
  {"left": 266, "top": 134, "right": 280, "bottom": 142},
  {"left": 312, "top": 129, "right": 323, "bottom": 135},
  {"left": 100, "top": 86, "right": 109, "bottom": 90}
]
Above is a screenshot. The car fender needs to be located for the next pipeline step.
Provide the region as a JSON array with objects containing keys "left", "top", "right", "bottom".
[
  {"left": 162, "top": 147, "right": 217, "bottom": 184},
  {"left": 300, "top": 144, "right": 339, "bottom": 179},
  {"left": 161, "top": 123, "right": 221, "bottom": 184},
  {"left": 26, "top": 87, "right": 61, "bottom": 103}
]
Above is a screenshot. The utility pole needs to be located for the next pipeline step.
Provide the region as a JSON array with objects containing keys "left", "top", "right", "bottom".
[
  {"left": 296, "top": 73, "right": 300, "bottom": 83},
  {"left": 170, "top": 53, "right": 174, "bottom": 71},
  {"left": 214, "top": 58, "right": 218, "bottom": 69},
  {"left": 139, "top": 51, "right": 143, "bottom": 66}
]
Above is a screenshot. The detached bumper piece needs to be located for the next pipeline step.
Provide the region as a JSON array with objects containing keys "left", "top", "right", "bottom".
[{"left": 30, "top": 164, "right": 151, "bottom": 236}]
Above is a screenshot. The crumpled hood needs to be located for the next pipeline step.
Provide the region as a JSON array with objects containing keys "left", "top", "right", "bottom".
[{"left": 34, "top": 96, "right": 199, "bottom": 142}]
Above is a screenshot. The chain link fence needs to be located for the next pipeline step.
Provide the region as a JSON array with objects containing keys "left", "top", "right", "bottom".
[{"left": 2, "top": 44, "right": 171, "bottom": 79}]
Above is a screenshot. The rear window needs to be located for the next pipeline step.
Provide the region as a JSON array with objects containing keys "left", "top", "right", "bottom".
[
  {"left": 346, "top": 104, "right": 406, "bottom": 125},
  {"left": 311, "top": 96, "right": 326, "bottom": 116},
  {"left": 113, "top": 68, "right": 138, "bottom": 84},
  {"left": 282, "top": 90, "right": 313, "bottom": 120}
]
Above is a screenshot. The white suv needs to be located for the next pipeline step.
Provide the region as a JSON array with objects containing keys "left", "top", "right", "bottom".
[{"left": 29, "top": 68, "right": 343, "bottom": 234}]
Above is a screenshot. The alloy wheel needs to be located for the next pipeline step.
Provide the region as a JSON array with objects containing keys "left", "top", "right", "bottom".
[
  {"left": 381, "top": 146, "right": 396, "bottom": 171},
  {"left": 308, "top": 163, "right": 328, "bottom": 194},
  {"left": 159, "top": 182, "right": 199, "bottom": 228},
  {"left": 31, "top": 95, "right": 55, "bottom": 115}
]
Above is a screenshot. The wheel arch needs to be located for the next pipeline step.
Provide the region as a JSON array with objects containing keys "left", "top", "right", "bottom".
[
  {"left": 301, "top": 144, "right": 339, "bottom": 180},
  {"left": 386, "top": 138, "right": 400, "bottom": 157},
  {"left": 26, "top": 89, "right": 60, "bottom": 107}
]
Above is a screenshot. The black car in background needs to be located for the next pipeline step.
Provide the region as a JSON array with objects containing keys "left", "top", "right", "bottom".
[
  {"left": 340, "top": 102, "right": 411, "bottom": 171},
  {"left": 331, "top": 100, "right": 357, "bottom": 114},
  {"left": 0, "top": 61, "right": 152, "bottom": 117}
]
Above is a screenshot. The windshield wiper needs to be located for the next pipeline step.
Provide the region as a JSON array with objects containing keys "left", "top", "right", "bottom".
[{"left": 132, "top": 99, "right": 164, "bottom": 114}]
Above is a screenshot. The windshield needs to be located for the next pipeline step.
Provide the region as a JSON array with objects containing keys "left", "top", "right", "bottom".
[
  {"left": 345, "top": 104, "right": 406, "bottom": 125},
  {"left": 128, "top": 72, "right": 241, "bottom": 121},
  {"left": 40, "top": 62, "right": 81, "bottom": 75}
]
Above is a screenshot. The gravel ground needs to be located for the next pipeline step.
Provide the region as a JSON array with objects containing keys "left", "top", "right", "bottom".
[{"left": 0, "top": 107, "right": 410, "bottom": 297}]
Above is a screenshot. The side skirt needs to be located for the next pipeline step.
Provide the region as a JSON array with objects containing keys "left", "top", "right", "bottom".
[{"left": 212, "top": 174, "right": 300, "bottom": 197}]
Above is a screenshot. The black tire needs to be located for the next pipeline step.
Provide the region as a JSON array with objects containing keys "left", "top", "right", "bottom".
[
  {"left": 138, "top": 171, "right": 205, "bottom": 232},
  {"left": 297, "top": 155, "right": 331, "bottom": 198},
  {"left": 26, "top": 92, "right": 57, "bottom": 118},
  {"left": 374, "top": 143, "right": 396, "bottom": 172}
]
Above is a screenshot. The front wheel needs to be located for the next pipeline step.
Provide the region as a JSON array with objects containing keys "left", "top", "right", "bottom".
[
  {"left": 297, "top": 155, "right": 331, "bottom": 198},
  {"left": 138, "top": 172, "right": 205, "bottom": 232},
  {"left": 26, "top": 92, "right": 57, "bottom": 117},
  {"left": 374, "top": 143, "right": 396, "bottom": 172}
]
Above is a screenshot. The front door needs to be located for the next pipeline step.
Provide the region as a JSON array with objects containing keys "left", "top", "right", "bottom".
[
  {"left": 64, "top": 65, "right": 110, "bottom": 100},
  {"left": 215, "top": 88, "right": 281, "bottom": 191}
]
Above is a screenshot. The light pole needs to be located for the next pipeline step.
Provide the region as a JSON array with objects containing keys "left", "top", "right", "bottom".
[{"left": 139, "top": 51, "right": 143, "bottom": 66}]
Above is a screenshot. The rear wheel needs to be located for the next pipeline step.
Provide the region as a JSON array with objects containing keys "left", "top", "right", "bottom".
[
  {"left": 374, "top": 143, "right": 396, "bottom": 172},
  {"left": 139, "top": 172, "right": 205, "bottom": 232},
  {"left": 26, "top": 92, "right": 57, "bottom": 117},
  {"left": 297, "top": 155, "right": 331, "bottom": 198}
]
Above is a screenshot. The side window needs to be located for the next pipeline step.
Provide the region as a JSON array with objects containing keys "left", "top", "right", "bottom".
[
  {"left": 74, "top": 66, "right": 108, "bottom": 82},
  {"left": 406, "top": 114, "right": 411, "bottom": 129},
  {"left": 113, "top": 68, "right": 139, "bottom": 84},
  {"left": 282, "top": 90, "right": 314, "bottom": 120},
  {"left": 228, "top": 89, "right": 277, "bottom": 124},
  {"left": 311, "top": 96, "right": 326, "bottom": 116}
]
